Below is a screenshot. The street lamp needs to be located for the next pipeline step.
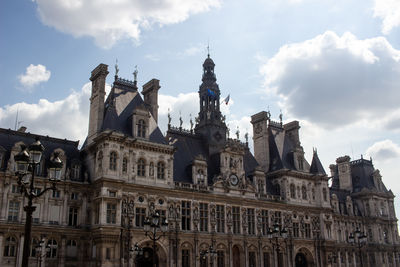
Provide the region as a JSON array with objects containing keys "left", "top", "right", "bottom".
[
  {"left": 14, "top": 139, "right": 63, "bottom": 267},
  {"left": 143, "top": 211, "right": 168, "bottom": 267},
  {"left": 267, "top": 220, "right": 288, "bottom": 267},
  {"left": 200, "top": 245, "right": 217, "bottom": 267},
  {"left": 348, "top": 227, "right": 367, "bottom": 267}
]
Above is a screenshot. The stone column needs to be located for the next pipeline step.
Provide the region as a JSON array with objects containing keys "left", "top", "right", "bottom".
[
  {"left": 228, "top": 236, "right": 232, "bottom": 267},
  {"left": 62, "top": 192, "right": 68, "bottom": 225},
  {"left": 16, "top": 234, "right": 24, "bottom": 267},
  {"left": 258, "top": 238, "right": 262, "bottom": 267},
  {"left": 0, "top": 233, "right": 4, "bottom": 265},
  {"left": 244, "top": 239, "right": 248, "bottom": 267},
  {"left": 59, "top": 237, "right": 66, "bottom": 267},
  {"left": 0, "top": 184, "right": 9, "bottom": 220}
]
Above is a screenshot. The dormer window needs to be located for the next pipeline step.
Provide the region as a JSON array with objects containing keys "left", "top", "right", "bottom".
[
  {"left": 109, "top": 152, "right": 117, "bottom": 171},
  {"left": 71, "top": 164, "right": 80, "bottom": 180},
  {"left": 197, "top": 169, "right": 205, "bottom": 184},
  {"left": 137, "top": 119, "right": 146, "bottom": 138}
]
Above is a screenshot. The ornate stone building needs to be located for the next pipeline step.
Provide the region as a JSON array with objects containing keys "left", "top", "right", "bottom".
[{"left": 0, "top": 56, "right": 398, "bottom": 267}]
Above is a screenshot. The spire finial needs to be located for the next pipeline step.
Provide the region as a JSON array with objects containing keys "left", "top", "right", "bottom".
[
  {"left": 207, "top": 40, "right": 210, "bottom": 58},
  {"left": 115, "top": 59, "right": 119, "bottom": 77},
  {"left": 133, "top": 65, "right": 138, "bottom": 82},
  {"left": 167, "top": 108, "right": 171, "bottom": 129}
]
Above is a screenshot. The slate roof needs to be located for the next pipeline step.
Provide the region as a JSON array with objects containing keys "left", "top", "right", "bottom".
[
  {"left": 0, "top": 128, "right": 83, "bottom": 181},
  {"left": 167, "top": 129, "right": 260, "bottom": 184},
  {"left": 310, "top": 150, "right": 326, "bottom": 175},
  {"left": 92, "top": 78, "right": 167, "bottom": 145}
]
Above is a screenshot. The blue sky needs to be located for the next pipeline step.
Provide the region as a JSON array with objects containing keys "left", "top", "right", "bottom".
[{"left": 2, "top": 0, "right": 400, "bottom": 215}]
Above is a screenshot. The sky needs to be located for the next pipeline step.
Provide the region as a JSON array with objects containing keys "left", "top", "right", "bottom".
[{"left": 1, "top": 0, "right": 400, "bottom": 216}]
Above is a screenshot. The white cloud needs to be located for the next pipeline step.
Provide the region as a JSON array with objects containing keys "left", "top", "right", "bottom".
[
  {"left": 373, "top": 0, "right": 400, "bottom": 34},
  {"left": 35, "top": 0, "right": 221, "bottom": 48},
  {"left": 260, "top": 31, "right": 400, "bottom": 129},
  {"left": 18, "top": 64, "right": 51, "bottom": 89},
  {"left": 366, "top": 139, "right": 400, "bottom": 162}
]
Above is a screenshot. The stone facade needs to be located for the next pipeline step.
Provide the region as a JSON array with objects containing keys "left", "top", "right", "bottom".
[{"left": 0, "top": 56, "right": 398, "bottom": 267}]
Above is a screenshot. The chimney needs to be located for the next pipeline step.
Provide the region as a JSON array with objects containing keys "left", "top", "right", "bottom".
[
  {"left": 142, "top": 79, "right": 160, "bottom": 123},
  {"left": 88, "top": 63, "right": 108, "bottom": 144},
  {"left": 17, "top": 126, "right": 27, "bottom": 133},
  {"left": 336, "top": 155, "right": 352, "bottom": 191},
  {"left": 251, "top": 111, "right": 270, "bottom": 172}
]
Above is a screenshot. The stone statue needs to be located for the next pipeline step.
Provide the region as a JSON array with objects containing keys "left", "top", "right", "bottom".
[
  {"left": 133, "top": 65, "right": 138, "bottom": 81},
  {"left": 115, "top": 59, "right": 119, "bottom": 76},
  {"left": 168, "top": 109, "right": 171, "bottom": 125},
  {"left": 190, "top": 114, "right": 194, "bottom": 131},
  {"left": 179, "top": 113, "right": 183, "bottom": 128},
  {"left": 235, "top": 126, "right": 240, "bottom": 139},
  {"left": 245, "top": 132, "right": 248, "bottom": 143}
]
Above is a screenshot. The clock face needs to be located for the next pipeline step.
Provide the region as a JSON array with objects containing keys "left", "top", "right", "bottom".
[{"left": 230, "top": 174, "right": 239, "bottom": 186}]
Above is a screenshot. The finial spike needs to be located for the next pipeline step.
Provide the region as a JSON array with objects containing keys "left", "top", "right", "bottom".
[
  {"left": 133, "top": 65, "right": 138, "bottom": 82},
  {"left": 207, "top": 40, "right": 210, "bottom": 58},
  {"left": 115, "top": 59, "right": 119, "bottom": 77}
]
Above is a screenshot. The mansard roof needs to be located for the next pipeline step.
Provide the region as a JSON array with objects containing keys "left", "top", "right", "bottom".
[
  {"left": 167, "top": 127, "right": 259, "bottom": 184},
  {"left": 0, "top": 128, "right": 82, "bottom": 178},
  {"left": 268, "top": 122, "right": 311, "bottom": 173},
  {"left": 99, "top": 78, "right": 167, "bottom": 145}
]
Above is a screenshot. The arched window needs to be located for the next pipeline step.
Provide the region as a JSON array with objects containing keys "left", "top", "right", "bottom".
[
  {"left": 302, "top": 186, "right": 307, "bottom": 200},
  {"left": 122, "top": 157, "right": 128, "bottom": 173},
  {"left": 109, "top": 152, "right": 117, "bottom": 171},
  {"left": 46, "top": 239, "right": 58, "bottom": 258},
  {"left": 137, "top": 119, "right": 146, "bottom": 138},
  {"left": 66, "top": 240, "right": 78, "bottom": 258},
  {"left": 157, "top": 162, "right": 165, "bottom": 179},
  {"left": 4, "top": 236, "right": 17, "bottom": 257},
  {"left": 137, "top": 158, "right": 146, "bottom": 177},
  {"left": 290, "top": 184, "right": 296, "bottom": 198}
]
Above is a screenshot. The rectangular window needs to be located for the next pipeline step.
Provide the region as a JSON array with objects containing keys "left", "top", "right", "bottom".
[
  {"left": 216, "top": 205, "right": 225, "bottom": 233},
  {"left": 71, "top": 192, "right": 78, "bottom": 200},
  {"left": 156, "top": 209, "right": 166, "bottom": 222},
  {"left": 274, "top": 211, "right": 281, "bottom": 225},
  {"left": 247, "top": 208, "right": 255, "bottom": 235},
  {"left": 108, "top": 191, "right": 116, "bottom": 197},
  {"left": 293, "top": 223, "right": 299, "bottom": 238},
  {"left": 106, "top": 248, "right": 111, "bottom": 260},
  {"left": 232, "top": 206, "right": 241, "bottom": 234},
  {"left": 181, "top": 201, "right": 191, "bottom": 231},
  {"left": 305, "top": 223, "right": 311, "bottom": 238},
  {"left": 11, "top": 184, "right": 20, "bottom": 194},
  {"left": 8, "top": 201, "right": 19, "bottom": 222},
  {"left": 182, "top": 249, "right": 190, "bottom": 267},
  {"left": 200, "top": 203, "right": 208, "bottom": 232},
  {"left": 261, "top": 210, "right": 268, "bottom": 235},
  {"left": 49, "top": 205, "right": 60, "bottom": 224},
  {"left": 135, "top": 208, "right": 146, "bottom": 227},
  {"left": 106, "top": 203, "right": 116, "bottom": 224},
  {"left": 263, "top": 252, "right": 270, "bottom": 267},
  {"left": 52, "top": 190, "right": 60, "bottom": 198},
  {"left": 68, "top": 207, "right": 78, "bottom": 226},
  {"left": 249, "top": 251, "right": 256, "bottom": 267},
  {"left": 217, "top": 251, "right": 224, "bottom": 267}
]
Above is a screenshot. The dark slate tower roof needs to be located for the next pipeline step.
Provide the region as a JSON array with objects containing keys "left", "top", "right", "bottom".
[
  {"left": 310, "top": 149, "right": 326, "bottom": 175},
  {"left": 86, "top": 76, "right": 167, "bottom": 146}
]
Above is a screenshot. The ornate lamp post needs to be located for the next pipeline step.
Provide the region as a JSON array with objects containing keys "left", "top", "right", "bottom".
[
  {"left": 132, "top": 243, "right": 143, "bottom": 266},
  {"left": 14, "top": 139, "right": 63, "bottom": 267},
  {"left": 143, "top": 211, "right": 168, "bottom": 267},
  {"left": 348, "top": 227, "right": 367, "bottom": 267},
  {"left": 200, "top": 245, "right": 217, "bottom": 267},
  {"left": 267, "top": 220, "right": 288, "bottom": 267},
  {"left": 121, "top": 199, "right": 135, "bottom": 267}
]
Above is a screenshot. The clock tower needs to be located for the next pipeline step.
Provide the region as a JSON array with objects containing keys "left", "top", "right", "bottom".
[{"left": 195, "top": 54, "right": 227, "bottom": 155}]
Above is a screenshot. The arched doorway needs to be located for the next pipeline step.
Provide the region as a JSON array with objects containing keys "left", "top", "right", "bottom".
[
  {"left": 295, "top": 253, "right": 308, "bottom": 267},
  {"left": 135, "top": 247, "right": 159, "bottom": 267},
  {"left": 233, "top": 245, "right": 241, "bottom": 267}
]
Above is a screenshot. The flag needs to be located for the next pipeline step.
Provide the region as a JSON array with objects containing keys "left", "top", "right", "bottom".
[
  {"left": 207, "top": 89, "right": 216, "bottom": 98},
  {"left": 222, "top": 94, "right": 230, "bottom": 105}
]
